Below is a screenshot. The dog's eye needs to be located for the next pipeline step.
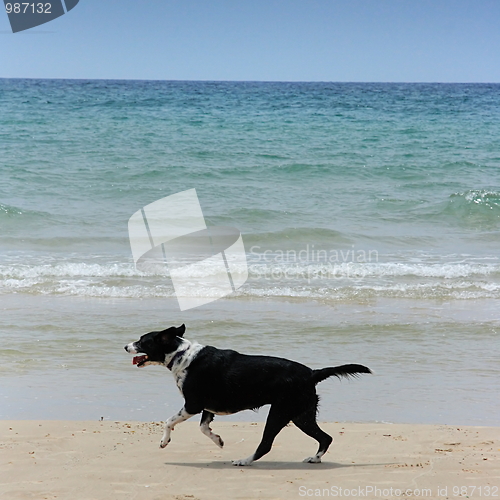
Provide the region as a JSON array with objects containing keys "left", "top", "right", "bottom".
[{"left": 141, "top": 340, "right": 154, "bottom": 350}]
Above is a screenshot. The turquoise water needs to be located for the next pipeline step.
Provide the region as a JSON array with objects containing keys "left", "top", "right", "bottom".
[{"left": 0, "top": 80, "right": 499, "bottom": 424}]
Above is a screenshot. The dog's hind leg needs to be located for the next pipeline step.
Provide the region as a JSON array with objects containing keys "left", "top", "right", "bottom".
[
  {"left": 160, "top": 407, "right": 196, "bottom": 449},
  {"left": 292, "top": 408, "right": 333, "bottom": 463},
  {"left": 200, "top": 410, "right": 224, "bottom": 448},
  {"left": 232, "top": 404, "right": 291, "bottom": 466}
]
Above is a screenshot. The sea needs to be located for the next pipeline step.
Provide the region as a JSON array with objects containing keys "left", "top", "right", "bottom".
[{"left": 1, "top": 79, "right": 499, "bottom": 425}]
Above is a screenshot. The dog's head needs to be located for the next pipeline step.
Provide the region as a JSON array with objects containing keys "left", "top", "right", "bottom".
[{"left": 124, "top": 324, "right": 186, "bottom": 367}]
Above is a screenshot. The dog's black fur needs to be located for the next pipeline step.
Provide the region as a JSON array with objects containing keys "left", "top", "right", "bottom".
[{"left": 125, "top": 324, "right": 371, "bottom": 465}]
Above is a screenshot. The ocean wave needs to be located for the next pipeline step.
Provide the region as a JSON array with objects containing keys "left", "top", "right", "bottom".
[
  {"left": 237, "top": 282, "right": 500, "bottom": 301},
  {"left": 247, "top": 261, "right": 500, "bottom": 279},
  {"left": 0, "top": 261, "right": 149, "bottom": 279},
  {"left": 0, "top": 203, "right": 47, "bottom": 218},
  {"left": 1, "top": 258, "right": 499, "bottom": 300},
  {"left": 442, "top": 190, "right": 500, "bottom": 225},
  {"left": 2, "top": 279, "right": 498, "bottom": 300},
  {"left": 456, "top": 190, "right": 500, "bottom": 207},
  {"left": 0, "top": 204, "right": 23, "bottom": 216},
  {"left": 2, "top": 259, "right": 498, "bottom": 281}
]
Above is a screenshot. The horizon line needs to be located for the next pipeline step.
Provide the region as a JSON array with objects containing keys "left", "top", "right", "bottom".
[{"left": 1, "top": 77, "right": 499, "bottom": 85}]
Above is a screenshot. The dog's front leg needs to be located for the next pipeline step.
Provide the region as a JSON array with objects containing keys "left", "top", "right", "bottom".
[{"left": 160, "top": 407, "right": 195, "bottom": 448}]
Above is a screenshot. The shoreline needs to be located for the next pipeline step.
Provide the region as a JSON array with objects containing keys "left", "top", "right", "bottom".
[
  {"left": 1, "top": 420, "right": 498, "bottom": 499},
  {"left": 2, "top": 294, "right": 500, "bottom": 426}
]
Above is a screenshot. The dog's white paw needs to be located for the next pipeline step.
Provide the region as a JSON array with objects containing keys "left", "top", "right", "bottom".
[
  {"left": 214, "top": 435, "right": 224, "bottom": 448},
  {"left": 232, "top": 455, "right": 254, "bottom": 466},
  {"left": 159, "top": 437, "right": 171, "bottom": 449},
  {"left": 303, "top": 456, "right": 322, "bottom": 463}
]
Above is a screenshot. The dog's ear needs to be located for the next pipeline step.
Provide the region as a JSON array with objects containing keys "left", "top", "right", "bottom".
[
  {"left": 158, "top": 326, "right": 178, "bottom": 343},
  {"left": 176, "top": 324, "right": 186, "bottom": 337}
]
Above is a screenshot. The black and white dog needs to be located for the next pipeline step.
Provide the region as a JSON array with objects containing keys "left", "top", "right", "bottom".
[{"left": 124, "top": 324, "right": 371, "bottom": 466}]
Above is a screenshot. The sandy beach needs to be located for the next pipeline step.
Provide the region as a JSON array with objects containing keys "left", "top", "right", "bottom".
[{"left": 1, "top": 420, "right": 498, "bottom": 499}]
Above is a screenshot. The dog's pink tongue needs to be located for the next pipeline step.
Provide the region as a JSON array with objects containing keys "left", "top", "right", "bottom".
[{"left": 133, "top": 355, "right": 147, "bottom": 365}]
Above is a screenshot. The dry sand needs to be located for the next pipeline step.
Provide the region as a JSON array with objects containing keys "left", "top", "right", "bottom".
[{"left": 1, "top": 420, "right": 498, "bottom": 499}]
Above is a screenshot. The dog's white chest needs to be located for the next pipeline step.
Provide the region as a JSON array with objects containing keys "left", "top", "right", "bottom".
[{"left": 169, "top": 341, "right": 204, "bottom": 393}]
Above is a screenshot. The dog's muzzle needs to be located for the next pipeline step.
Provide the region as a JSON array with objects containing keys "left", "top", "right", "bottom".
[
  {"left": 125, "top": 343, "right": 149, "bottom": 367},
  {"left": 124, "top": 343, "right": 138, "bottom": 354}
]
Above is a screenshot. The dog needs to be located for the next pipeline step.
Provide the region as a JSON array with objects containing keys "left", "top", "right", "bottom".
[{"left": 124, "top": 324, "right": 371, "bottom": 466}]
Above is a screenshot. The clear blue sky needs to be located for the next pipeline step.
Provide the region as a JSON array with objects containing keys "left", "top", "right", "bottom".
[{"left": 1, "top": 0, "right": 499, "bottom": 82}]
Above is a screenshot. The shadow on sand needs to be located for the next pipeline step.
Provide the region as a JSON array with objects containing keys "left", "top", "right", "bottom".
[{"left": 163, "top": 460, "right": 391, "bottom": 470}]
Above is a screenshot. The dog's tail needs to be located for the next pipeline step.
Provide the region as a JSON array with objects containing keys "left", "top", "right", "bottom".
[{"left": 312, "top": 364, "right": 372, "bottom": 384}]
